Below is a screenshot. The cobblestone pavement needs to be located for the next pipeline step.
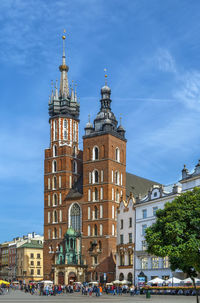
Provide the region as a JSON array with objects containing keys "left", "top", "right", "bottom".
[{"left": 0, "top": 290, "right": 196, "bottom": 303}]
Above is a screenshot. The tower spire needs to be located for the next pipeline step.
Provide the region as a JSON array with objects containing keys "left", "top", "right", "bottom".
[{"left": 59, "top": 30, "right": 69, "bottom": 98}]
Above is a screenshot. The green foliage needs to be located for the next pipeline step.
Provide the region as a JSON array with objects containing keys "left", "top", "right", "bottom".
[{"left": 145, "top": 187, "right": 200, "bottom": 277}]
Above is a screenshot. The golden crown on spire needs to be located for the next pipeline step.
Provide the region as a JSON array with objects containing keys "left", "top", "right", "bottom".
[{"left": 62, "top": 29, "right": 66, "bottom": 40}]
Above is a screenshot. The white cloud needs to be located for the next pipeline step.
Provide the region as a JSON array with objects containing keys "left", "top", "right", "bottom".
[{"left": 156, "top": 48, "right": 177, "bottom": 73}]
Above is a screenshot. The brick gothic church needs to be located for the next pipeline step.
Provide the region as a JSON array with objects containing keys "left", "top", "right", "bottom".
[{"left": 44, "top": 35, "right": 156, "bottom": 284}]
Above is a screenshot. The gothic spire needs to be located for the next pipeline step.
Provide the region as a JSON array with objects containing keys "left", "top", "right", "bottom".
[{"left": 59, "top": 30, "right": 69, "bottom": 98}]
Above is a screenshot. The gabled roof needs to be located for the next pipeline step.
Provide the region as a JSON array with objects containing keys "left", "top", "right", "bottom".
[
  {"left": 20, "top": 240, "right": 43, "bottom": 249},
  {"left": 126, "top": 172, "right": 160, "bottom": 198}
]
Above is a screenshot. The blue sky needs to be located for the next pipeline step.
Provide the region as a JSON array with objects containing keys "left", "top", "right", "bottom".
[{"left": 1, "top": 0, "right": 200, "bottom": 242}]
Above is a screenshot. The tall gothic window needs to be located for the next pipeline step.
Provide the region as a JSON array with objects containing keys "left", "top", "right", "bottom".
[
  {"left": 93, "top": 146, "right": 99, "bottom": 160},
  {"left": 53, "top": 145, "right": 57, "bottom": 157},
  {"left": 94, "top": 206, "right": 98, "bottom": 219},
  {"left": 70, "top": 203, "right": 81, "bottom": 232}
]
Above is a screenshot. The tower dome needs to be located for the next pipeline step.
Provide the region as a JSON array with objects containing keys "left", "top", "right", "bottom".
[{"left": 101, "top": 85, "right": 111, "bottom": 94}]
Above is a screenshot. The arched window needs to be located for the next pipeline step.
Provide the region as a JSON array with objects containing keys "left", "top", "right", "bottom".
[
  {"left": 127, "top": 272, "right": 133, "bottom": 283},
  {"left": 100, "top": 224, "right": 103, "bottom": 236},
  {"left": 88, "top": 225, "right": 91, "bottom": 236},
  {"left": 94, "top": 188, "right": 98, "bottom": 201},
  {"left": 115, "top": 171, "right": 119, "bottom": 185},
  {"left": 119, "top": 272, "right": 124, "bottom": 281},
  {"left": 52, "top": 160, "right": 57, "bottom": 173},
  {"left": 63, "top": 119, "right": 68, "bottom": 140},
  {"left": 99, "top": 241, "right": 102, "bottom": 251},
  {"left": 53, "top": 194, "right": 57, "bottom": 206},
  {"left": 70, "top": 238, "right": 73, "bottom": 249},
  {"left": 93, "top": 146, "right": 99, "bottom": 160},
  {"left": 93, "top": 170, "right": 99, "bottom": 183},
  {"left": 54, "top": 210, "right": 58, "bottom": 223},
  {"left": 70, "top": 203, "right": 81, "bottom": 232},
  {"left": 116, "top": 189, "right": 119, "bottom": 202},
  {"left": 115, "top": 147, "right": 120, "bottom": 162},
  {"left": 94, "top": 206, "right": 98, "bottom": 219},
  {"left": 94, "top": 224, "right": 98, "bottom": 236},
  {"left": 73, "top": 146, "right": 76, "bottom": 157},
  {"left": 73, "top": 161, "right": 77, "bottom": 173},
  {"left": 53, "top": 145, "right": 57, "bottom": 157},
  {"left": 54, "top": 227, "right": 57, "bottom": 239}
]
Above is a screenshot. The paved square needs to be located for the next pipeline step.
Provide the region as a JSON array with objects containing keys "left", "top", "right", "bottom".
[{"left": 0, "top": 290, "right": 196, "bottom": 303}]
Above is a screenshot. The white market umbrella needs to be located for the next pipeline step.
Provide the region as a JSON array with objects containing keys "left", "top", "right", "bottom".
[
  {"left": 183, "top": 278, "right": 200, "bottom": 284},
  {"left": 106, "top": 283, "right": 113, "bottom": 286},
  {"left": 113, "top": 280, "right": 121, "bottom": 284},
  {"left": 147, "top": 277, "right": 164, "bottom": 284},
  {"left": 121, "top": 280, "right": 131, "bottom": 285},
  {"left": 166, "top": 277, "right": 182, "bottom": 284}
]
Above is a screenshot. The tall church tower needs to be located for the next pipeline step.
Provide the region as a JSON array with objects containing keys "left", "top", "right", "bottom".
[
  {"left": 43, "top": 33, "right": 82, "bottom": 280},
  {"left": 82, "top": 75, "right": 126, "bottom": 282}
]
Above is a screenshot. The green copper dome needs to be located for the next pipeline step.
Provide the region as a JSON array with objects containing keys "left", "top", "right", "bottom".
[{"left": 65, "top": 227, "right": 76, "bottom": 236}]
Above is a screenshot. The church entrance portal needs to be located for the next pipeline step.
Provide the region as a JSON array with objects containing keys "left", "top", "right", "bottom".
[
  {"left": 58, "top": 271, "right": 64, "bottom": 285},
  {"left": 68, "top": 272, "right": 77, "bottom": 284}
]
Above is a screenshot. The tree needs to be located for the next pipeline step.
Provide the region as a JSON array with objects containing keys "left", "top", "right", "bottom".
[{"left": 145, "top": 187, "right": 200, "bottom": 303}]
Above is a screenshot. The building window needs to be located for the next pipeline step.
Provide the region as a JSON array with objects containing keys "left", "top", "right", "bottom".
[
  {"left": 142, "top": 209, "right": 147, "bottom": 219},
  {"left": 73, "top": 160, "right": 77, "bottom": 173},
  {"left": 112, "top": 188, "right": 114, "bottom": 200},
  {"left": 88, "top": 225, "right": 91, "bottom": 236},
  {"left": 93, "top": 170, "right": 99, "bottom": 183},
  {"left": 93, "top": 146, "right": 99, "bottom": 160},
  {"left": 120, "top": 254, "right": 124, "bottom": 266},
  {"left": 153, "top": 207, "right": 158, "bottom": 216},
  {"left": 100, "top": 224, "right": 103, "bottom": 236},
  {"left": 121, "top": 173, "right": 123, "bottom": 185},
  {"left": 112, "top": 170, "right": 114, "bottom": 183},
  {"left": 53, "top": 176, "right": 57, "bottom": 189},
  {"left": 163, "top": 256, "right": 169, "bottom": 268},
  {"left": 30, "top": 253, "right": 34, "bottom": 259},
  {"left": 31, "top": 261, "right": 34, "bottom": 266},
  {"left": 115, "top": 147, "right": 120, "bottom": 162},
  {"left": 120, "top": 234, "right": 124, "bottom": 244},
  {"left": 37, "top": 261, "right": 40, "bottom": 266},
  {"left": 53, "top": 145, "right": 57, "bottom": 157},
  {"left": 101, "top": 170, "right": 104, "bottom": 182},
  {"left": 142, "top": 240, "right": 147, "bottom": 251},
  {"left": 154, "top": 192, "right": 157, "bottom": 197},
  {"left": 53, "top": 194, "right": 57, "bottom": 206},
  {"left": 54, "top": 227, "right": 57, "bottom": 239},
  {"left": 88, "top": 189, "right": 91, "bottom": 201},
  {"left": 37, "top": 269, "right": 40, "bottom": 275},
  {"left": 89, "top": 172, "right": 91, "bottom": 184},
  {"left": 53, "top": 120, "right": 57, "bottom": 141},
  {"left": 69, "top": 175, "right": 72, "bottom": 188},
  {"left": 31, "top": 269, "right": 34, "bottom": 275},
  {"left": 54, "top": 210, "right": 58, "bottom": 223},
  {"left": 141, "top": 257, "right": 148, "bottom": 269},
  {"left": 116, "top": 189, "right": 119, "bottom": 202},
  {"left": 115, "top": 171, "right": 119, "bottom": 185},
  {"left": 37, "top": 253, "right": 40, "bottom": 259},
  {"left": 94, "top": 206, "right": 98, "bottom": 219},
  {"left": 59, "top": 193, "right": 62, "bottom": 205},
  {"left": 48, "top": 212, "right": 51, "bottom": 223},
  {"left": 120, "top": 219, "right": 123, "bottom": 229},
  {"left": 112, "top": 224, "right": 115, "bottom": 236},
  {"left": 48, "top": 195, "right": 51, "bottom": 207},
  {"left": 59, "top": 227, "right": 62, "bottom": 238},
  {"left": 88, "top": 207, "right": 91, "bottom": 220},
  {"left": 59, "top": 210, "right": 62, "bottom": 222},
  {"left": 112, "top": 205, "right": 115, "bottom": 219},
  {"left": 48, "top": 229, "right": 51, "bottom": 239},
  {"left": 142, "top": 224, "right": 147, "bottom": 236},
  {"left": 94, "top": 224, "right": 98, "bottom": 236},
  {"left": 129, "top": 217, "right": 132, "bottom": 228},
  {"left": 100, "top": 205, "right": 103, "bottom": 218},
  {"left": 128, "top": 233, "right": 132, "bottom": 243},
  {"left": 94, "top": 187, "right": 98, "bottom": 201},
  {"left": 128, "top": 253, "right": 133, "bottom": 266},
  {"left": 152, "top": 257, "right": 159, "bottom": 269},
  {"left": 52, "top": 160, "right": 57, "bottom": 173},
  {"left": 59, "top": 176, "right": 62, "bottom": 188},
  {"left": 48, "top": 178, "right": 50, "bottom": 190},
  {"left": 70, "top": 203, "right": 81, "bottom": 232},
  {"left": 93, "top": 256, "right": 98, "bottom": 265},
  {"left": 100, "top": 187, "right": 103, "bottom": 200}
]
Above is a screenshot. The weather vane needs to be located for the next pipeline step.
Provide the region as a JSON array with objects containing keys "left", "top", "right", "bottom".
[
  {"left": 104, "top": 68, "right": 108, "bottom": 85},
  {"left": 120, "top": 113, "right": 122, "bottom": 125}
]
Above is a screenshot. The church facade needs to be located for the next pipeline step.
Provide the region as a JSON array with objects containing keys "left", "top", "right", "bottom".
[{"left": 43, "top": 34, "right": 158, "bottom": 284}]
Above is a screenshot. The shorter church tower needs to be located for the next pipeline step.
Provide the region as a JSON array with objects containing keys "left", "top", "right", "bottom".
[{"left": 82, "top": 74, "right": 127, "bottom": 282}]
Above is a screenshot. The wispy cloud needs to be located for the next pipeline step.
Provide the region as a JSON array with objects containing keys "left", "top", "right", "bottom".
[{"left": 156, "top": 48, "right": 177, "bottom": 73}]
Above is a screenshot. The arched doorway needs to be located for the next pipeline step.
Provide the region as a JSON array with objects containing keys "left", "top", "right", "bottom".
[
  {"left": 119, "top": 273, "right": 124, "bottom": 281},
  {"left": 68, "top": 272, "right": 77, "bottom": 284},
  {"left": 58, "top": 271, "right": 64, "bottom": 285},
  {"left": 127, "top": 272, "right": 133, "bottom": 283}
]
